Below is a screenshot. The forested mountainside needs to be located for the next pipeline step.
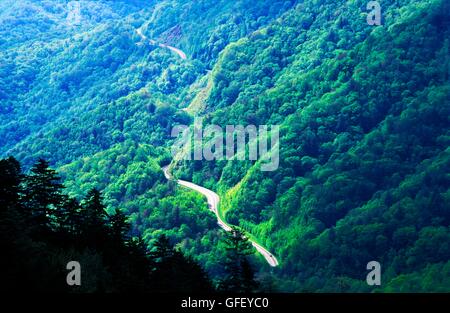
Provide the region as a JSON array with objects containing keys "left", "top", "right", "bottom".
[
  {"left": 1, "top": 0, "right": 449, "bottom": 292},
  {"left": 1, "top": 157, "right": 259, "bottom": 292}
]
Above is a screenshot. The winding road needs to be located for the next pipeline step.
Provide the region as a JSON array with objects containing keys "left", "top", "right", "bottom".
[
  {"left": 163, "top": 166, "right": 279, "bottom": 267},
  {"left": 137, "top": 21, "right": 276, "bottom": 266},
  {"left": 136, "top": 28, "right": 187, "bottom": 60}
]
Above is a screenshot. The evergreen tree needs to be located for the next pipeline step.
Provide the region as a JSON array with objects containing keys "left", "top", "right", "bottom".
[
  {"left": 109, "top": 208, "right": 130, "bottom": 244},
  {"left": 148, "top": 234, "right": 174, "bottom": 264},
  {"left": 24, "top": 158, "right": 64, "bottom": 232},
  {"left": 241, "top": 257, "right": 259, "bottom": 292},
  {"left": 62, "top": 196, "right": 83, "bottom": 237},
  {"left": 0, "top": 157, "right": 35, "bottom": 290},
  {"left": 0, "top": 157, "right": 24, "bottom": 227},
  {"left": 0, "top": 157, "right": 23, "bottom": 209},
  {"left": 218, "top": 227, "right": 259, "bottom": 293},
  {"left": 81, "top": 188, "right": 109, "bottom": 247},
  {"left": 0, "top": 157, "right": 216, "bottom": 293},
  {"left": 148, "top": 234, "right": 214, "bottom": 293}
]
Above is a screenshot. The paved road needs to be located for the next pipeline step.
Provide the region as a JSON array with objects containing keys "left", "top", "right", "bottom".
[
  {"left": 163, "top": 166, "right": 279, "bottom": 267},
  {"left": 136, "top": 28, "right": 187, "bottom": 60}
]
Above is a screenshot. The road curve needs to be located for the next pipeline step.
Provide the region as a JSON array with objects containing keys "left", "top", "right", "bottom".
[
  {"left": 163, "top": 166, "right": 279, "bottom": 267},
  {"left": 136, "top": 28, "right": 187, "bottom": 60}
]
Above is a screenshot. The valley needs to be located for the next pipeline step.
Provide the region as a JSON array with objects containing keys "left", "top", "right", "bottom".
[{"left": 0, "top": 0, "right": 449, "bottom": 292}]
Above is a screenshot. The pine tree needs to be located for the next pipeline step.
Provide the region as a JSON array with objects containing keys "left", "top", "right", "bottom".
[
  {"left": 24, "top": 158, "right": 64, "bottom": 233},
  {"left": 62, "top": 196, "right": 83, "bottom": 236},
  {"left": 148, "top": 234, "right": 213, "bottom": 293},
  {"left": 109, "top": 208, "right": 130, "bottom": 244},
  {"left": 0, "top": 157, "right": 23, "bottom": 210},
  {"left": 82, "top": 188, "right": 107, "bottom": 226},
  {"left": 0, "top": 157, "right": 30, "bottom": 290},
  {"left": 1, "top": 158, "right": 216, "bottom": 293},
  {"left": 81, "top": 188, "right": 109, "bottom": 247},
  {"left": 0, "top": 157, "right": 25, "bottom": 244},
  {"left": 148, "top": 234, "right": 174, "bottom": 264},
  {"left": 218, "top": 226, "right": 259, "bottom": 293},
  {"left": 240, "top": 257, "right": 258, "bottom": 292}
]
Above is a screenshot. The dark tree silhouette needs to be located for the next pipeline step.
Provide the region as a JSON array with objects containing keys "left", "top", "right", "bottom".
[
  {"left": 0, "top": 157, "right": 22, "bottom": 209},
  {"left": 109, "top": 208, "right": 130, "bottom": 244},
  {"left": 81, "top": 188, "right": 109, "bottom": 247},
  {"left": 1, "top": 158, "right": 217, "bottom": 293},
  {"left": 0, "top": 157, "right": 29, "bottom": 290},
  {"left": 148, "top": 234, "right": 174, "bottom": 264},
  {"left": 61, "top": 196, "right": 83, "bottom": 236},
  {"left": 24, "top": 158, "right": 64, "bottom": 233},
  {"left": 149, "top": 234, "right": 214, "bottom": 293}
]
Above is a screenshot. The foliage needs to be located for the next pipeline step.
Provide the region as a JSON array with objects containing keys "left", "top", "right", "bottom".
[
  {"left": 0, "top": 157, "right": 216, "bottom": 292},
  {"left": 1, "top": 0, "right": 449, "bottom": 292}
]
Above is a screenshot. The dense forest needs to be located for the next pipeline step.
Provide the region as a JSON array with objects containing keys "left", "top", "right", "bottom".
[
  {"left": 1, "top": 0, "right": 449, "bottom": 292},
  {"left": 0, "top": 157, "right": 259, "bottom": 292},
  {"left": 174, "top": 0, "right": 450, "bottom": 291}
]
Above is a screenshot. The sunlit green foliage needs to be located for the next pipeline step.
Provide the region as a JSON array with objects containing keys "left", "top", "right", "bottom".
[{"left": 1, "top": 0, "right": 449, "bottom": 292}]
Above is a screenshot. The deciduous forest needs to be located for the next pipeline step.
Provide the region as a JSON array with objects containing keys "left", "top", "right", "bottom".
[{"left": 0, "top": 0, "right": 449, "bottom": 292}]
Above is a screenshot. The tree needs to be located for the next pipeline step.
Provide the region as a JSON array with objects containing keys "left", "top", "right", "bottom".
[
  {"left": 24, "top": 158, "right": 64, "bottom": 233},
  {"left": 0, "top": 157, "right": 23, "bottom": 212},
  {"left": 0, "top": 157, "right": 30, "bottom": 290},
  {"left": 148, "top": 234, "right": 174, "bottom": 264},
  {"left": 81, "top": 188, "right": 109, "bottom": 247},
  {"left": 61, "top": 196, "right": 83, "bottom": 237},
  {"left": 218, "top": 226, "right": 259, "bottom": 293},
  {"left": 109, "top": 208, "right": 130, "bottom": 244},
  {"left": 148, "top": 234, "right": 214, "bottom": 293},
  {"left": 0, "top": 158, "right": 217, "bottom": 293},
  {"left": 0, "top": 156, "right": 25, "bottom": 245}
]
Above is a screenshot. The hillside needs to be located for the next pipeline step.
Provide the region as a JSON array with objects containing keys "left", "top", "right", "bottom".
[
  {"left": 1, "top": 0, "right": 449, "bottom": 292},
  {"left": 173, "top": 0, "right": 450, "bottom": 291}
]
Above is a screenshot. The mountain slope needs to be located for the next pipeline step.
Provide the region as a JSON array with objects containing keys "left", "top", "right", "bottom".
[
  {"left": 174, "top": 0, "right": 450, "bottom": 291},
  {"left": 0, "top": 0, "right": 449, "bottom": 292}
]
